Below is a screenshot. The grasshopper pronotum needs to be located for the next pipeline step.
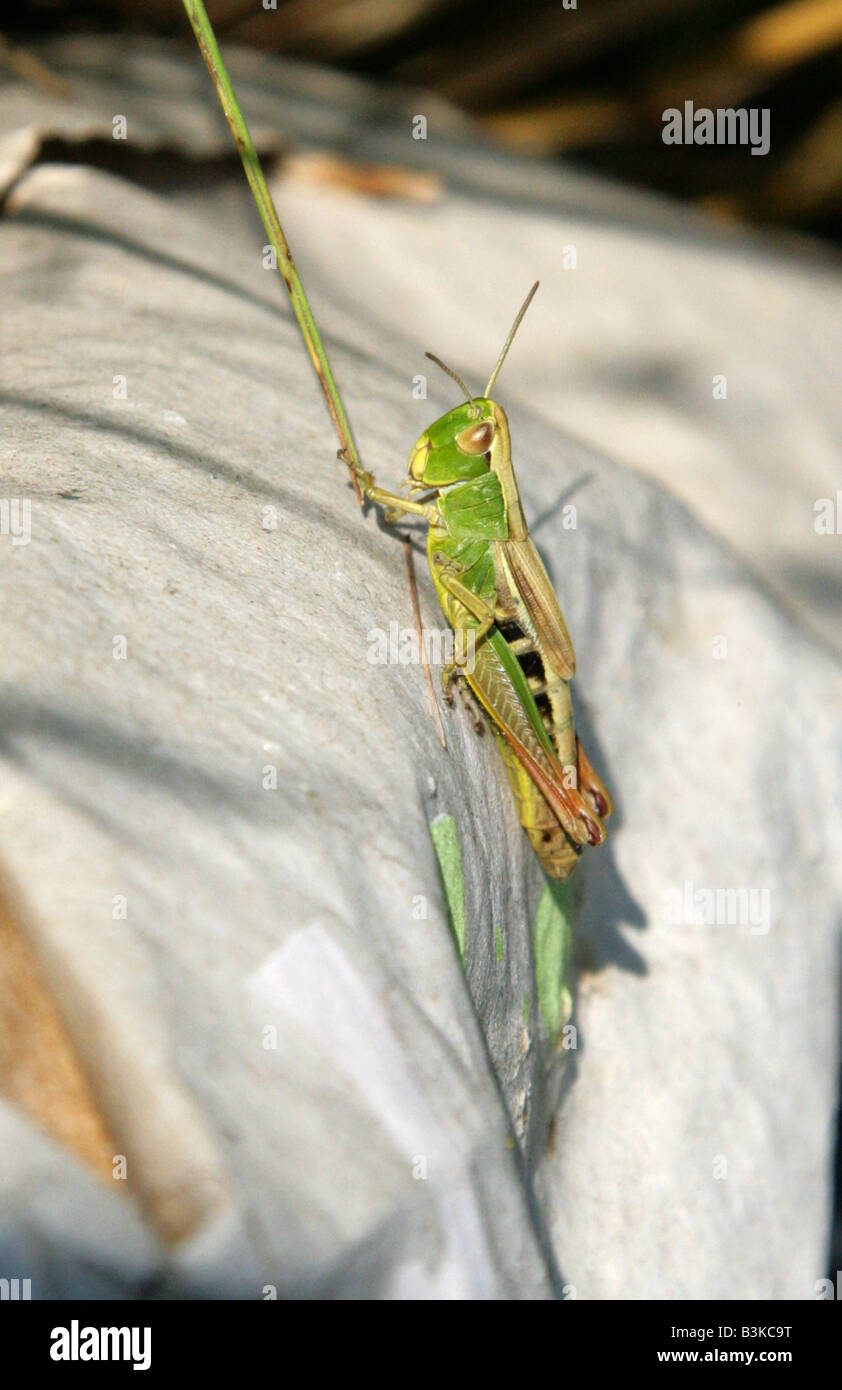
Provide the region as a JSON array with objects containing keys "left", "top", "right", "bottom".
[{"left": 183, "top": 0, "right": 612, "bottom": 880}]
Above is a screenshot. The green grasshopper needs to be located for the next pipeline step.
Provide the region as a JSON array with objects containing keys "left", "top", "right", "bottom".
[{"left": 347, "top": 284, "right": 613, "bottom": 879}]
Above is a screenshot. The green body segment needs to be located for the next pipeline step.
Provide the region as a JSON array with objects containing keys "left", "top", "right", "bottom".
[
  {"left": 427, "top": 524, "right": 497, "bottom": 623},
  {"left": 437, "top": 472, "right": 509, "bottom": 541}
]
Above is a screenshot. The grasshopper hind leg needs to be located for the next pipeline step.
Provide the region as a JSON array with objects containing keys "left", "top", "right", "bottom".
[
  {"left": 576, "top": 737, "right": 614, "bottom": 820},
  {"left": 493, "top": 727, "right": 582, "bottom": 879}
]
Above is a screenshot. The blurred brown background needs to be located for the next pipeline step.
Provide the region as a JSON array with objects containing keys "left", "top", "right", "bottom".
[{"left": 4, "top": 0, "right": 842, "bottom": 245}]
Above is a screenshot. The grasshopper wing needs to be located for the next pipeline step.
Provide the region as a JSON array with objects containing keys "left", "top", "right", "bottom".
[
  {"left": 494, "top": 537, "right": 577, "bottom": 679},
  {"left": 466, "top": 629, "right": 605, "bottom": 847}
]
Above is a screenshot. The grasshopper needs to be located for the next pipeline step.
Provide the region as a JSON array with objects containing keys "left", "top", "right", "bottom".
[{"left": 347, "top": 284, "right": 613, "bottom": 879}]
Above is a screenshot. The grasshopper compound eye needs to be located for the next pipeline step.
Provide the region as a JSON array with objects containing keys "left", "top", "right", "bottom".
[{"left": 456, "top": 420, "right": 495, "bottom": 454}]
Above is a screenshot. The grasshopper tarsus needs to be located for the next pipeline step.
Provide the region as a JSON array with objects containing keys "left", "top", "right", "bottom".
[{"left": 336, "top": 447, "right": 370, "bottom": 506}]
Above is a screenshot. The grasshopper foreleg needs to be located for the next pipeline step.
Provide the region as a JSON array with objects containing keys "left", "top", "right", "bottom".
[
  {"left": 338, "top": 450, "right": 438, "bottom": 525},
  {"left": 435, "top": 568, "right": 499, "bottom": 634},
  {"left": 434, "top": 561, "right": 508, "bottom": 697},
  {"left": 370, "top": 489, "right": 439, "bottom": 525}
]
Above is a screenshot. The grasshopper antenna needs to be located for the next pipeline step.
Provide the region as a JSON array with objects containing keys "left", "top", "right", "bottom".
[
  {"left": 424, "top": 352, "right": 473, "bottom": 405},
  {"left": 484, "top": 281, "right": 539, "bottom": 398}
]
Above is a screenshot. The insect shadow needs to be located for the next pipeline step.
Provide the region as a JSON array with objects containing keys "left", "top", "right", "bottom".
[
  {"left": 529, "top": 472, "right": 595, "bottom": 537},
  {"left": 567, "top": 695, "right": 647, "bottom": 978},
  {"left": 532, "top": 473, "right": 648, "bottom": 976}
]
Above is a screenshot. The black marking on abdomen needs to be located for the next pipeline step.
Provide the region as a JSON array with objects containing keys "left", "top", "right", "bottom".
[
  {"left": 498, "top": 619, "right": 524, "bottom": 644},
  {"left": 497, "top": 618, "right": 555, "bottom": 737}
]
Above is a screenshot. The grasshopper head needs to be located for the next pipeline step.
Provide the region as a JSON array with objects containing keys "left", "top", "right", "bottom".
[
  {"left": 407, "top": 282, "right": 538, "bottom": 492},
  {"left": 408, "top": 399, "right": 496, "bottom": 488}
]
